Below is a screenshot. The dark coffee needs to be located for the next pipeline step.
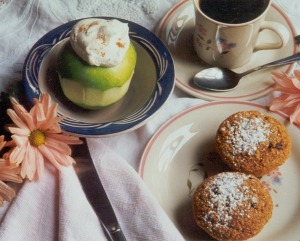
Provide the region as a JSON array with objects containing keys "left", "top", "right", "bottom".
[{"left": 199, "top": 0, "right": 269, "bottom": 24}]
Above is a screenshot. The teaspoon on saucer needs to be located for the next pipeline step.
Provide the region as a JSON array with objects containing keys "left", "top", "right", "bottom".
[{"left": 193, "top": 53, "right": 300, "bottom": 91}]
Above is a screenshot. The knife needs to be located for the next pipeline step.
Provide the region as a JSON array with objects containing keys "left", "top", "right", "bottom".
[{"left": 73, "top": 138, "right": 127, "bottom": 241}]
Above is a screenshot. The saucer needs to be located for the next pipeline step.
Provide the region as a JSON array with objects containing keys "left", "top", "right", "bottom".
[
  {"left": 156, "top": 0, "right": 298, "bottom": 101},
  {"left": 23, "top": 17, "right": 175, "bottom": 137}
]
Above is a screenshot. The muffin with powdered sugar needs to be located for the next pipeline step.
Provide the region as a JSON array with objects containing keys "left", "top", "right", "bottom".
[
  {"left": 192, "top": 172, "right": 273, "bottom": 241},
  {"left": 215, "top": 110, "right": 291, "bottom": 177}
]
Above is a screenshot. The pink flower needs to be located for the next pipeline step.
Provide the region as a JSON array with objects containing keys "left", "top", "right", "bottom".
[
  {"left": 7, "top": 93, "right": 82, "bottom": 181},
  {"left": 269, "top": 70, "right": 300, "bottom": 125},
  {"left": 0, "top": 136, "right": 22, "bottom": 206}
]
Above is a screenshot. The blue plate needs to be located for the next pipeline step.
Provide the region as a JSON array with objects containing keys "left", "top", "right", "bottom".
[{"left": 23, "top": 17, "right": 175, "bottom": 137}]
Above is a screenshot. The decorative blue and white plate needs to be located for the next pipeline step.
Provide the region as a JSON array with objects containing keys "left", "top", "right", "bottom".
[{"left": 23, "top": 17, "right": 175, "bottom": 137}]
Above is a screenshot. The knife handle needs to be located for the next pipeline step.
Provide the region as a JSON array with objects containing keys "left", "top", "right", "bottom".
[
  {"left": 108, "top": 224, "right": 127, "bottom": 241},
  {"left": 75, "top": 139, "right": 128, "bottom": 241},
  {"left": 102, "top": 222, "right": 127, "bottom": 241}
]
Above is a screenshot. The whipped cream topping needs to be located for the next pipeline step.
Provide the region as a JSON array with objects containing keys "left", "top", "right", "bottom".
[{"left": 70, "top": 19, "right": 130, "bottom": 67}]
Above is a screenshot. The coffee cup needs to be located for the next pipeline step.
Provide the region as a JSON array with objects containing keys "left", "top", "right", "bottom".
[{"left": 193, "top": 0, "right": 290, "bottom": 68}]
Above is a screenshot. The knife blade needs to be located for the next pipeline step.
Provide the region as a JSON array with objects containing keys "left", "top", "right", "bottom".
[{"left": 74, "top": 138, "right": 127, "bottom": 241}]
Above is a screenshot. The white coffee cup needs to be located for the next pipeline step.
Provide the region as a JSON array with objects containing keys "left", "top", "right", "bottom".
[{"left": 193, "top": 0, "right": 290, "bottom": 68}]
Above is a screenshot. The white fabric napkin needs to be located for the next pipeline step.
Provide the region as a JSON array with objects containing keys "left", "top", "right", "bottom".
[{"left": 0, "top": 163, "right": 106, "bottom": 240}]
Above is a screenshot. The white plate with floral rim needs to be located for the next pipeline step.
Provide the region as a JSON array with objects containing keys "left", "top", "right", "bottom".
[
  {"left": 22, "top": 17, "right": 175, "bottom": 137},
  {"left": 139, "top": 101, "right": 300, "bottom": 240},
  {"left": 156, "top": 0, "right": 298, "bottom": 101}
]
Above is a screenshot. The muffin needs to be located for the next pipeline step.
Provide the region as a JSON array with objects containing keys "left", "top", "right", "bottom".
[
  {"left": 192, "top": 172, "right": 273, "bottom": 241},
  {"left": 57, "top": 18, "right": 137, "bottom": 109},
  {"left": 215, "top": 110, "right": 291, "bottom": 177}
]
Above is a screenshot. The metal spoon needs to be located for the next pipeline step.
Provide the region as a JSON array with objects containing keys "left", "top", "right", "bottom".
[{"left": 193, "top": 53, "right": 300, "bottom": 91}]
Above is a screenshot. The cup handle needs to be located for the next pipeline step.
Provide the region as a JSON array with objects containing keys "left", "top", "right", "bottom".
[{"left": 254, "top": 21, "right": 290, "bottom": 51}]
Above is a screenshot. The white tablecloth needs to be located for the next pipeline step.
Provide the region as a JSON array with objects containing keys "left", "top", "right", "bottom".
[{"left": 0, "top": 0, "right": 299, "bottom": 240}]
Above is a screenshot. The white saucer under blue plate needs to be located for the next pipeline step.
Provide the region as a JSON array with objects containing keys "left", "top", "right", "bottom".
[{"left": 23, "top": 17, "right": 175, "bottom": 137}]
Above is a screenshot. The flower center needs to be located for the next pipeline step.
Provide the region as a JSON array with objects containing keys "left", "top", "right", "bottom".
[{"left": 29, "top": 129, "right": 46, "bottom": 147}]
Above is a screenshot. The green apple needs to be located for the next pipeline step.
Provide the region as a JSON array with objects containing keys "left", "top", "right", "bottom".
[{"left": 57, "top": 41, "right": 137, "bottom": 109}]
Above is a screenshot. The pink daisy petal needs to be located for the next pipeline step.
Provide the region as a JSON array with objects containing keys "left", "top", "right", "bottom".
[
  {"left": 11, "top": 134, "right": 28, "bottom": 147},
  {"left": 293, "top": 69, "right": 300, "bottom": 79},
  {"left": 0, "top": 160, "right": 21, "bottom": 185},
  {"left": 10, "top": 144, "right": 28, "bottom": 165},
  {"left": 8, "top": 127, "right": 30, "bottom": 136},
  {"left": 291, "top": 77, "right": 300, "bottom": 90},
  {"left": 279, "top": 96, "right": 300, "bottom": 108},
  {"left": 0, "top": 137, "right": 6, "bottom": 151},
  {"left": 38, "top": 116, "right": 65, "bottom": 131},
  {"left": 0, "top": 181, "right": 16, "bottom": 198},
  {"left": 28, "top": 146, "right": 37, "bottom": 180},
  {"left": 38, "top": 145, "right": 62, "bottom": 171},
  {"left": 41, "top": 93, "right": 51, "bottom": 114},
  {"left": 35, "top": 148, "right": 45, "bottom": 180},
  {"left": 270, "top": 96, "right": 291, "bottom": 111},
  {"left": 10, "top": 97, "right": 28, "bottom": 112},
  {"left": 0, "top": 158, "right": 18, "bottom": 170},
  {"left": 272, "top": 71, "right": 294, "bottom": 88},
  {"left": 66, "top": 155, "right": 76, "bottom": 165},
  {"left": 45, "top": 139, "right": 72, "bottom": 155},
  {"left": 47, "top": 133, "right": 83, "bottom": 145},
  {"left": 20, "top": 144, "right": 36, "bottom": 180},
  {"left": 5, "top": 140, "right": 16, "bottom": 148},
  {"left": 34, "top": 93, "right": 52, "bottom": 118},
  {"left": 22, "top": 112, "right": 37, "bottom": 131},
  {"left": 289, "top": 104, "right": 300, "bottom": 124},
  {"left": 0, "top": 160, "right": 10, "bottom": 169},
  {"left": 30, "top": 104, "right": 46, "bottom": 124},
  {"left": 0, "top": 172, "right": 22, "bottom": 183},
  {"left": 46, "top": 126, "right": 63, "bottom": 134},
  {"left": 47, "top": 126, "right": 63, "bottom": 134},
  {"left": 46, "top": 103, "right": 59, "bottom": 120},
  {"left": 270, "top": 70, "right": 300, "bottom": 124},
  {"left": 7, "top": 109, "right": 28, "bottom": 129},
  {"left": 49, "top": 149, "right": 73, "bottom": 166},
  {"left": 293, "top": 116, "right": 300, "bottom": 126}
]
